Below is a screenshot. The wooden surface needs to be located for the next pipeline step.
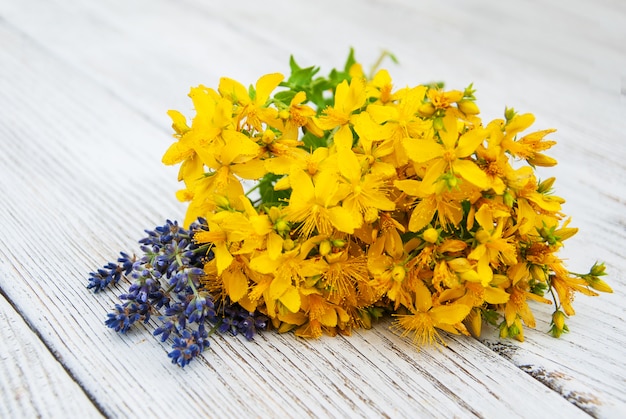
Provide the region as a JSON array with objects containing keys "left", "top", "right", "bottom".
[{"left": 1, "top": 0, "right": 625, "bottom": 417}]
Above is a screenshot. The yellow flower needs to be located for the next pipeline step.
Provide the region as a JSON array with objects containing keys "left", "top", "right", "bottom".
[
  {"left": 194, "top": 219, "right": 234, "bottom": 275},
  {"left": 394, "top": 179, "right": 470, "bottom": 232},
  {"left": 504, "top": 286, "right": 552, "bottom": 337},
  {"left": 163, "top": 87, "right": 236, "bottom": 207},
  {"left": 285, "top": 168, "right": 360, "bottom": 236},
  {"left": 219, "top": 73, "right": 284, "bottom": 132},
  {"left": 424, "top": 88, "right": 464, "bottom": 113},
  {"left": 366, "top": 86, "right": 430, "bottom": 166},
  {"left": 351, "top": 112, "right": 397, "bottom": 178},
  {"left": 550, "top": 266, "right": 600, "bottom": 316},
  {"left": 403, "top": 113, "right": 489, "bottom": 190},
  {"left": 475, "top": 143, "right": 513, "bottom": 195},
  {"left": 511, "top": 169, "right": 563, "bottom": 235},
  {"left": 391, "top": 280, "right": 471, "bottom": 346},
  {"left": 317, "top": 77, "right": 367, "bottom": 150},
  {"left": 368, "top": 253, "right": 412, "bottom": 310},
  {"left": 499, "top": 113, "right": 558, "bottom": 167},
  {"left": 321, "top": 251, "right": 369, "bottom": 307},
  {"left": 249, "top": 237, "right": 328, "bottom": 317},
  {"left": 277, "top": 91, "right": 323, "bottom": 139},
  {"left": 366, "top": 69, "right": 394, "bottom": 104},
  {"left": 267, "top": 146, "right": 329, "bottom": 190},
  {"left": 468, "top": 207, "right": 517, "bottom": 267},
  {"left": 335, "top": 148, "right": 396, "bottom": 226},
  {"left": 219, "top": 256, "right": 250, "bottom": 303},
  {"left": 296, "top": 293, "right": 351, "bottom": 338}
]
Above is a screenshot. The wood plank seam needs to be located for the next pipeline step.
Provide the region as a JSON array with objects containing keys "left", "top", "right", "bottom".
[{"left": 0, "top": 284, "right": 107, "bottom": 417}]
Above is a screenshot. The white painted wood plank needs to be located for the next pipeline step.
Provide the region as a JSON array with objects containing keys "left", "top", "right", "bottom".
[
  {"left": 0, "top": 292, "right": 103, "bottom": 418},
  {"left": 0, "top": 14, "right": 592, "bottom": 419},
  {"left": 1, "top": 0, "right": 625, "bottom": 416}
]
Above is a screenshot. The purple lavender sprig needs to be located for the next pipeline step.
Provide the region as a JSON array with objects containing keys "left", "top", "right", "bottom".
[{"left": 88, "top": 218, "right": 268, "bottom": 367}]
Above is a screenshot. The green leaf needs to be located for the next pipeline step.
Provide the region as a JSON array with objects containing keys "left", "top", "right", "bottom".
[
  {"left": 258, "top": 173, "right": 292, "bottom": 207},
  {"left": 289, "top": 55, "right": 302, "bottom": 73},
  {"left": 301, "top": 131, "right": 328, "bottom": 150},
  {"left": 289, "top": 69, "right": 312, "bottom": 87},
  {"left": 481, "top": 308, "right": 500, "bottom": 326},
  {"left": 274, "top": 90, "right": 297, "bottom": 106}
]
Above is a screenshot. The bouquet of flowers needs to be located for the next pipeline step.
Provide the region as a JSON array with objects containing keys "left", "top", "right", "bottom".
[{"left": 89, "top": 50, "right": 611, "bottom": 367}]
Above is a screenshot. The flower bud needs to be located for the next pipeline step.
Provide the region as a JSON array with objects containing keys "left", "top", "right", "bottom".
[
  {"left": 530, "top": 264, "right": 547, "bottom": 282},
  {"left": 589, "top": 278, "right": 613, "bottom": 293},
  {"left": 550, "top": 310, "right": 568, "bottom": 338},
  {"left": 554, "top": 227, "right": 578, "bottom": 241},
  {"left": 423, "top": 228, "right": 439, "bottom": 244},
  {"left": 537, "top": 177, "right": 556, "bottom": 193},
  {"left": 275, "top": 219, "right": 290, "bottom": 234},
  {"left": 283, "top": 239, "right": 295, "bottom": 251},
  {"left": 553, "top": 310, "right": 566, "bottom": 331},
  {"left": 503, "top": 191, "right": 514, "bottom": 208},
  {"left": 262, "top": 129, "right": 276, "bottom": 144},
  {"left": 457, "top": 100, "right": 480, "bottom": 115},
  {"left": 391, "top": 265, "right": 406, "bottom": 282},
  {"left": 528, "top": 153, "right": 557, "bottom": 167},
  {"left": 433, "top": 117, "right": 445, "bottom": 131},
  {"left": 590, "top": 262, "right": 606, "bottom": 277},
  {"left": 319, "top": 240, "right": 332, "bottom": 256},
  {"left": 499, "top": 321, "right": 509, "bottom": 339},
  {"left": 418, "top": 103, "right": 436, "bottom": 117},
  {"left": 504, "top": 107, "right": 517, "bottom": 122}
]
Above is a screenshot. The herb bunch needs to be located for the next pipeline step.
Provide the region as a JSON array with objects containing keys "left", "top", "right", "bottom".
[{"left": 89, "top": 50, "right": 611, "bottom": 366}]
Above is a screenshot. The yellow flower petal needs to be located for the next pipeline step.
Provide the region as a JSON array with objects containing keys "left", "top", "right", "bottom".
[
  {"left": 430, "top": 304, "right": 471, "bottom": 325},
  {"left": 484, "top": 287, "right": 510, "bottom": 304},
  {"left": 255, "top": 73, "right": 284, "bottom": 104},
  {"left": 329, "top": 205, "right": 360, "bottom": 233},
  {"left": 366, "top": 104, "right": 397, "bottom": 124},
  {"left": 320, "top": 307, "right": 338, "bottom": 327},
  {"left": 506, "top": 113, "right": 535, "bottom": 137},
  {"left": 337, "top": 149, "right": 361, "bottom": 181},
  {"left": 218, "top": 77, "right": 250, "bottom": 105},
  {"left": 452, "top": 159, "right": 489, "bottom": 189},
  {"left": 414, "top": 280, "right": 433, "bottom": 313},
  {"left": 278, "top": 286, "right": 301, "bottom": 313},
  {"left": 223, "top": 266, "right": 249, "bottom": 302},
  {"left": 439, "top": 113, "right": 460, "bottom": 149},
  {"left": 334, "top": 124, "right": 354, "bottom": 150},
  {"left": 167, "top": 110, "right": 189, "bottom": 134},
  {"left": 231, "top": 159, "right": 267, "bottom": 180},
  {"left": 250, "top": 253, "right": 281, "bottom": 275},
  {"left": 403, "top": 139, "right": 444, "bottom": 163},
  {"left": 162, "top": 141, "right": 194, "bottom": 165},
  {"left": 455, "top": 128, "right": 485, "bottom": 158},
  {"left": 408, "top": 196, "right": 436, "bottom": 232},
  {"left": 474, "top": 204, "right": 494, "bottom": 230},
  {"left": 266, "top": 232, "right": 283, "bottom": 260},
  {"left": 215, "top": 242, "right": 234, "bottom": 275},
  {"left": 394, "top": 179, "right": 423, "bottom": 196}
]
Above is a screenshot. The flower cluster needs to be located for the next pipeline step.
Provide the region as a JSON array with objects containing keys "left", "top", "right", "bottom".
[
  {"left": 160, "top": 50, "right": 610, "bottom": 346},
  {"left": 90, "top": 51, "right": 611, "bottom": 366},
  {"left": 88, "top": 219, "right": 268, "bottom": 366}
]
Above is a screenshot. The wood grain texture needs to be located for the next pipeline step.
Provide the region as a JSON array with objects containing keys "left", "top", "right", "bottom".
[
  {"left": 0, "top": 292, "right": 103, "bottom": 418},
  {"left": 1, "top": 0, "right": 625, "bottom": 417}
]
